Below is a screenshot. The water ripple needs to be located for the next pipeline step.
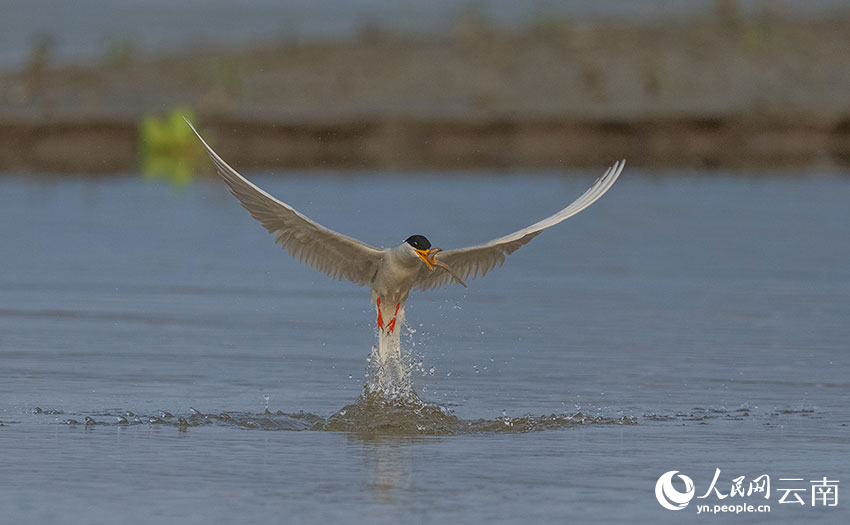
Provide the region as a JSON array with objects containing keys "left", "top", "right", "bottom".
[{"left": 18, "top": 397, "right": 825, "bottom": 436}]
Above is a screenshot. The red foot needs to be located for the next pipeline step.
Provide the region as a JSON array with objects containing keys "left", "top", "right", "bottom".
[
  {"left": 386, "top": 302, "right": 401, "bottom": 333},
  {"left": 376, "top": 300, "right": 401, "bottom": 332}
]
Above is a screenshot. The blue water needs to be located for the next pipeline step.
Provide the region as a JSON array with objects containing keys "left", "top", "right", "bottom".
[{"left": 0, "top": 169, "right": 848, "bottom": 523}]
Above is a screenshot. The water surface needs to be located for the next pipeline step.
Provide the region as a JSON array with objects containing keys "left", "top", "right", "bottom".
[{"left": 0, "top": 170, "right": 848, "bottom": 523}]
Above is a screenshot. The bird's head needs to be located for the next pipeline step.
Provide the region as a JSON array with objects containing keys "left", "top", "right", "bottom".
[
  {"left": 404, "top": 234, "right": 467, "bottom": 287},
  {"left": 405, "top": 234, "right": 434, "bottom": 270}
]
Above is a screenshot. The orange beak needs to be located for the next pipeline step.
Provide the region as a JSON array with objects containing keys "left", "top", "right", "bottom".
[{"left": 415, "top": 248, "right": 434, "bottom": 270}]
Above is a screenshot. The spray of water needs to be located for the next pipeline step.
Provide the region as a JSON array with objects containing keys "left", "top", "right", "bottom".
[
  {"left": 36, "top": 307, "right": 642, "bottom": 435},
  {"left": 365, "top": 306, "right": 417, "bottom": 403}
]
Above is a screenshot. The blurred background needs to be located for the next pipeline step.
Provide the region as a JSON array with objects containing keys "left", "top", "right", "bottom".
[{"left": 1, "top": 0, "right": 850, "bottom": 177}]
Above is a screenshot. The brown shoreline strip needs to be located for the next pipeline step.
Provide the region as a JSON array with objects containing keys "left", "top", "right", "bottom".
[{"left": 1, "top": 114, "right": 849, "bottom": 174}]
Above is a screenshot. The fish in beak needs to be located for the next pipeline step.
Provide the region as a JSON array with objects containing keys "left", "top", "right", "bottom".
[
  {"left": 415, "top": 248, "right": 434, "bottom": 270},
  {"left": 423, "top": 248, "right": 468, "bottom": 288}
]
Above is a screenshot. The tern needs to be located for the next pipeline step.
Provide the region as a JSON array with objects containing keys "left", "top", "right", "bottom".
[{"left": 186, "top": 120, "right": 623, "bottom": 369}]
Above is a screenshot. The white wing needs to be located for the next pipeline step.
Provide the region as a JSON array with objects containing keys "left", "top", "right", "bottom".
[
  {"left": 415, "top": 160, "right": 625, "bottom": 290},
  {"left": 187, "top": 119, "right": 383, "bottom": 286}
]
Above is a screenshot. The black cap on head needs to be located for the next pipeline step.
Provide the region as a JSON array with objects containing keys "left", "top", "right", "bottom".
[{"left": 405, "top": 235, "right": 431, "bottom": 250}]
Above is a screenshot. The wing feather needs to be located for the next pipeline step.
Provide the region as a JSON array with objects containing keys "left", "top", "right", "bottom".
[
  {"left": 415, "top": 160, "right": 625, "bottom": 290},
  {"left": 187, "top": 119, "right": 383, "bottom": 286}
]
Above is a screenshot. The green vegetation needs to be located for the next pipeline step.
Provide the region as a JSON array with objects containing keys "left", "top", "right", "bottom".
[{"left": 139, "top": 108, "right": 203, "bottom": 187}]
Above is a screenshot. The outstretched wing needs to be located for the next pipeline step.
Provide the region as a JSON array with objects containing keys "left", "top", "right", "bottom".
[
  {"left": 187, "top": 119, "right": 383, "bottom": 286},
  {"left": 415, "top": 160, "right": 625, "bottom": 290}
]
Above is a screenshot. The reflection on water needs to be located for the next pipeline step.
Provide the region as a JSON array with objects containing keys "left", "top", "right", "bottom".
[{"left": 356, "top": 435, "right": 416, "bottom": 504}]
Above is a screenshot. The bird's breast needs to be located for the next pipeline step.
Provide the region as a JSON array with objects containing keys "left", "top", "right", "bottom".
[{"left": 370, "top": 251, "right": 420, "bottom": 305}]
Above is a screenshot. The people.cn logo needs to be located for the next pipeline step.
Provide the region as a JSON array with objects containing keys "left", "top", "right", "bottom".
[{"left": 656, "top": 471, "right": 696, "bottom": 510}]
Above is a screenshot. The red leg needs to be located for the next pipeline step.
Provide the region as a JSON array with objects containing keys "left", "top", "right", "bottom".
[
  {"left": 376, "top": 298, "right": 384, "bottom": 330},
  {"left": 386, "top": 302, "right": 401, "bottom": 333}
]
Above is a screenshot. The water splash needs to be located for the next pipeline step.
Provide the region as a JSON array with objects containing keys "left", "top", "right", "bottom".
[
  {"left": 366, "top": 306, "right": 416, "bottom": 402},
  {"left": 28, "top": 403, "right": 825, "bottom": 436},
  {"left": 24, "top": 319, "right": 820, "bottom": 435},
  {"left": 323, "top": 392, "right": 637, "bottom": 434},
  {"left": 320, "top": 309, "right": 636, "bottom": 434},
  {"left": 42, "top": 400, "right": 636, "bottom": 435}
]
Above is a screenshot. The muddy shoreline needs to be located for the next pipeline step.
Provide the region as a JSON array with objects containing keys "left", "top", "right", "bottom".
[
  {"left": 2, "top": 114, "right": 848, "bottom": 174},
  {"left": 3, "top": 13, "right": 850, "bottom": 173}
]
